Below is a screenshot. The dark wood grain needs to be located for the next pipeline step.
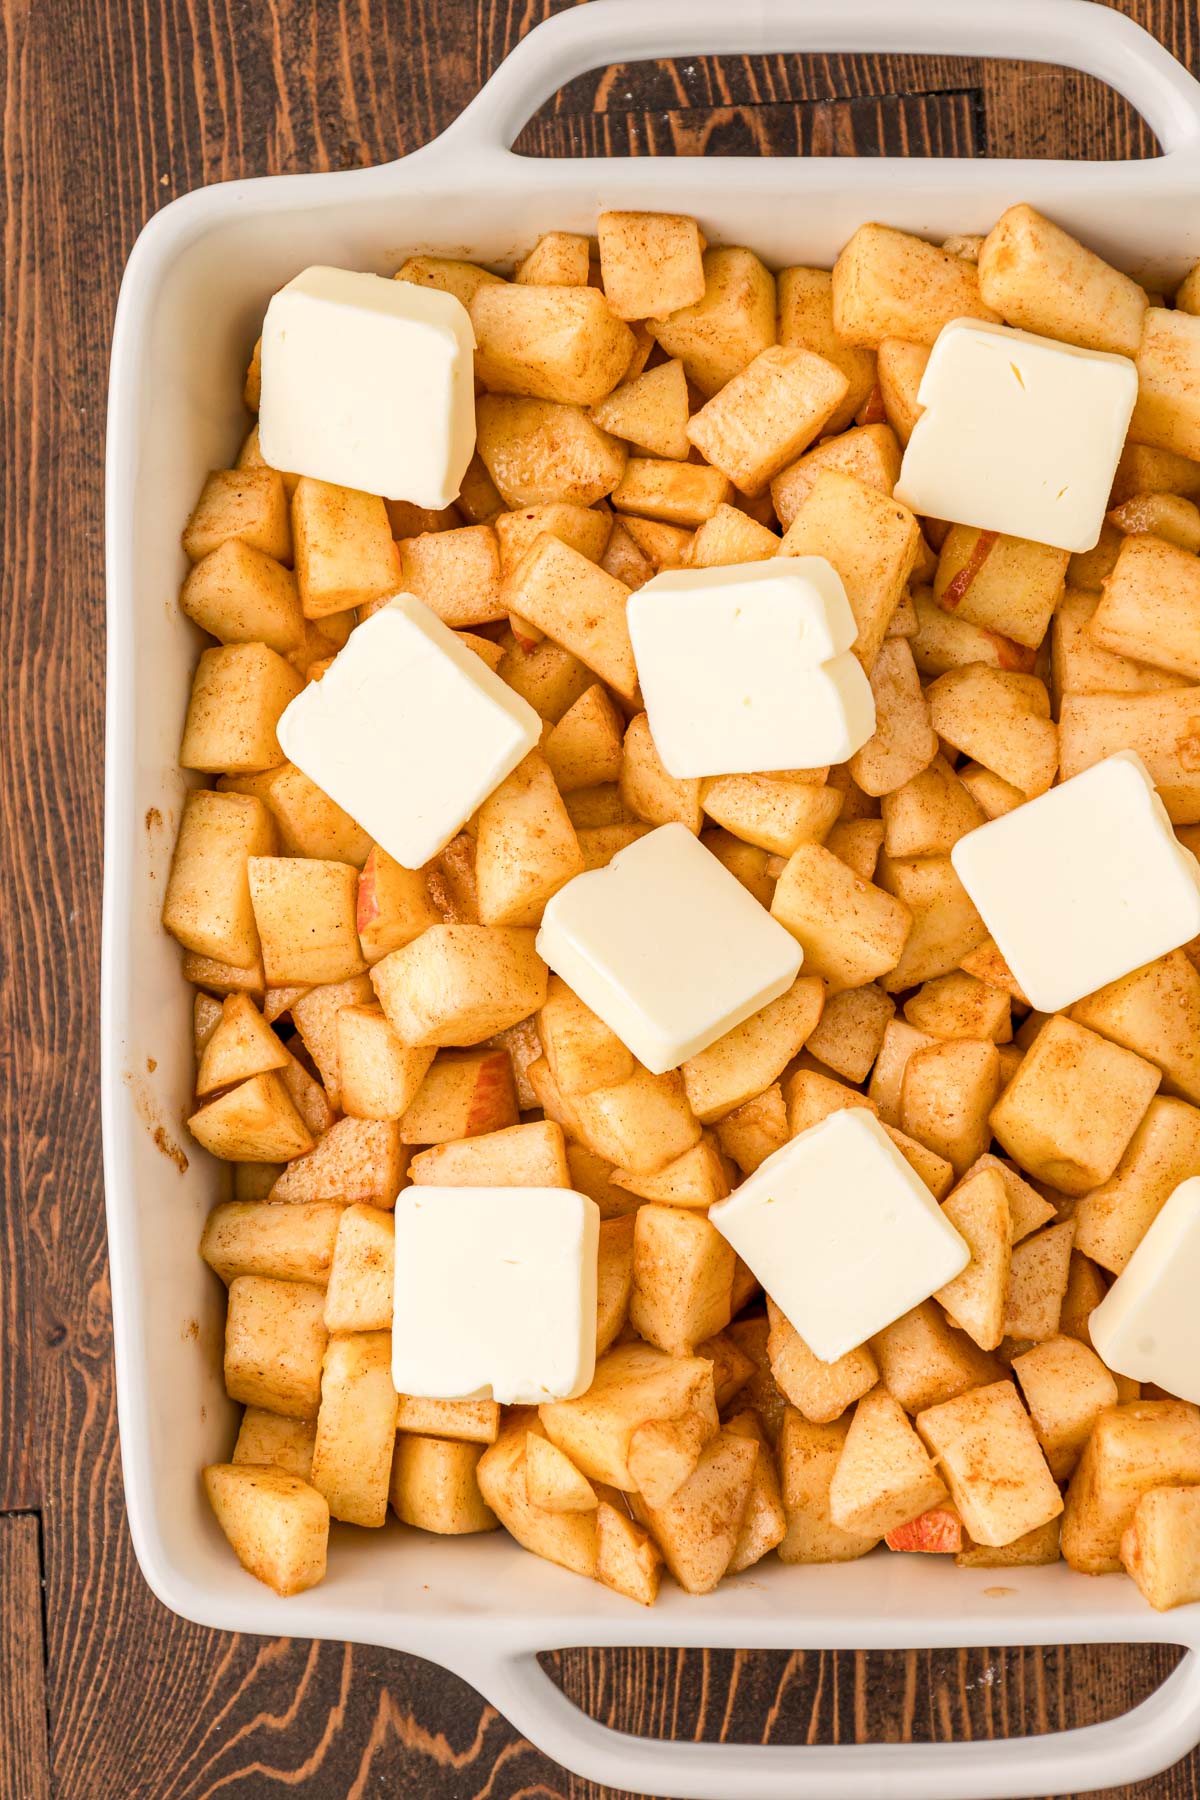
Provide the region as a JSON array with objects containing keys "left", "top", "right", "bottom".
[
  {"left": 521, "top": 91, "right": 985, "bottom": 162},
  {"left": 524, "top": 49, "right": 1156, "bottom": 160},
  {"left": 0, "top": 0, "right": 41, "bottom": 1517},
  {"left": 4, "top": 0, "right": 1200, "bottom": 1795},
  {"left": 0, "top": 1516, "right": 51, "bottom": 1800}
]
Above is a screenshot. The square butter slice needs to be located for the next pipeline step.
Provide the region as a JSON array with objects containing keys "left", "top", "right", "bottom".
[
  {"left": 951, "top": 751, "right": 1200, "bottom": 1014},
  {"left": 258, "top": 265, "right": 477, "bottom": 507},
  {"left": 710, "top": 1108, "right": 969, "bottom": 1363},
  {"left": 895, "top": 318, "right": 1137, "bottom": 553},
  {"left": 393, "top": 1186, "right": 600, "bottom": 1405},
  {"left": 277, "top": 595, "right": 540, "bottom": 869},
  {"left": 1089, "top": 1176, "right": 1200, "bottom": 1404},
  {"left": 626, "top": 557, "right": 875, "bottom": 777},
  {"left": 536, "top": 823, "right": 803, "bottom": 1074}
]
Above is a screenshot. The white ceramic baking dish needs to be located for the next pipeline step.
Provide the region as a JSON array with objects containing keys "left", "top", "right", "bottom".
[{"left": 103, "top": 2, "right": 1200, "bottom": 1793}]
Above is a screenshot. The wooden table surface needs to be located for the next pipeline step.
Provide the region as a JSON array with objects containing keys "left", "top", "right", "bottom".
[{"left": 4, "top": 0, "right": 1200, "bottom": 1794}]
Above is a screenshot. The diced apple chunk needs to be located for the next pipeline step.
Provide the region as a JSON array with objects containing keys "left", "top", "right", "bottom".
[
  {"left": 203, "top": 1463, "right": 328, "bottom": 1595},
  {"left": 768, "top": 1298, "right": 878, "bottom": 1425},
  {"left": 631, "top": 1429, "right": 758, "bottom": 1594},
  {"left": 271, "top": 1117, "right": 406, "bottom": 1206},
  {"left": 1121, "top": 1487, "right": 1200, "bottom": 1610},
  {"left": 189, "top": 1072, "right": 313, "bottom": 1163},
  {"left": 1012, "top": 1335, "right": 1119, "bottom": 1481},
  {"left": 595, "top": 1502, "right": 664, "bottom": 1605},
  {"left": 885, "top": 1505, "right": 963, "bottom": 1554},
  {"left": 1061, "top": 1400, "right": 1200, "bottom": 1574},
  {"left": 399, "top": 1049, "right": 519, "bottom": 1145},
  {"left": 475, "top": 750, "right": 584, "bottom": 927},
  {"left": 372, "top": 924, "right": 548, "bottom": 1046},
  {"left": 916, "top": 1380, "right": 1063, "bottom": 1548},
  {"left": 934, "top": 1166, "right": 1012, "bottom": 1351},
  {"left": 538, "top": 974, "right": 635, "bottom": 1097},
  {"left": 776, "top": 1409, "right": 880, "bottom": 1564},
  {"left": 525, "top": 1432, "right": 598, "bottom": 1513},
  {"left": 830, "top": 1386, "right": 948, "bottom": 1538},
  {"left": 477, "top": 1415, "right": 598, "bottom": 1579},
  {"left": 612, "top": 1134, "right": 731, "bottom": 1208},
  {"left": 540, "top": 1341, "right": 718, "bottom": 1490},
  {"left": 630, "top": 1205, "right": 735, "bottom": 1357}
]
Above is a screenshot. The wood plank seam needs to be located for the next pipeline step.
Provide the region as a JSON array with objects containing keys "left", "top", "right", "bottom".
[
  {"left": 0, "top": 1510, "right": 52, "bottom": 1800},
  {"left": 969, "top": 85, "right": 989, "bottom": 154},
  {"left": 4, "top": 1508, "right": 54, "bottom": 1759}
]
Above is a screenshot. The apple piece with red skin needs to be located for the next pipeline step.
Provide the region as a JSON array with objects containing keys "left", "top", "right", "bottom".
[
  {"left": 855, "top": 382, "right": 887, "bottom": 427},
  {"left": 356, "top": 846, "right": 440, "bottom": 962},
  {"left": 509, "top": 616, "right": 544, "bottom": 654},
  {"left": 885, "top": 1505, "right": 964, "bottom": 1554},
  {"left": 355, "top": 854, "right": 382, "bottom": 938},
  {"left": 466, "top": 1050, "right": 521, "bottom": 1135},
  {"left": 398, "top": 1048, "right": 520, "bottom": 1145}
]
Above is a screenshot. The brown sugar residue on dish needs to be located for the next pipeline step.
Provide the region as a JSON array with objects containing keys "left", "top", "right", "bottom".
[
  {"left": 124, "top": 1069, "right": 190, "bottom": 1173},
  {"left": 145, "top": 807, "right": 168, "bottom": 882},
  {"left": 154, "top": 1127, "right": 189, "bottom": 1173}
]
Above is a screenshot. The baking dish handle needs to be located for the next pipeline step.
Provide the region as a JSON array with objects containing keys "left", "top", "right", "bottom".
[
  {"left": 467, "top": 1641, "right": 1200, "bottom": 1800},
  {"left": 426, "top": 0, "right": 1200, "bottom": 163}
]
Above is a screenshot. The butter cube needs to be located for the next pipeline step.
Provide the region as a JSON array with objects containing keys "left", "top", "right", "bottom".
[
  {"left": 710, "top": 1108, "right": 969, "bottom": 1363},
  {"left": 392, "top": 1186, "right": 600, "bottom": 1405},
  {"left": 536, "top": 823, "right": 803, "bottom": 1074},
  {"left": 895, "top": 319, "right": 1138, "bottom": 552},
  {"left": 277, "top": 596, "right": 540, "bottom": 869},
  {"left": 259, "top": 266, "right": 476, "bottom": 507},
  {"left": 626, "top": 558, "right": 875, "bottom": 777},
  {"left": 1089, "top": 1176, "right": 1200, "bottom": 1404},
  {"left": 951, "top": 752, "right": 1200, "bottom": 1013}
]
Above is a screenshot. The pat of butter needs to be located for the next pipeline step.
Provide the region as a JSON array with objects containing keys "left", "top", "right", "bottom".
[
  {"left": 627, "top": 557, "right": 875, "bottom": 778},
  {"left": 392, "top": 1186, "right": 600, "bottom": 1404},
  {"left": 277, "top": 596, "right": 540, "bottom": 868},
  {"left": 258, "top": 265, "right": 476, "bottom": 508},
  {"left": 951, "top": 751, "right": 1200, "bottom": 1013},
  {"left": 895, "top": 318, "right": 1138, "bottom": 553},
  {"left": 1089, "top": 1176, "right": 1200, "bottom": 1404},
  {"left": 536, "top": 823, "right": 803, "bottom": 1074},
  {"left": 709, "top": 1108, "right": 969, "bottom": 1363}
]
